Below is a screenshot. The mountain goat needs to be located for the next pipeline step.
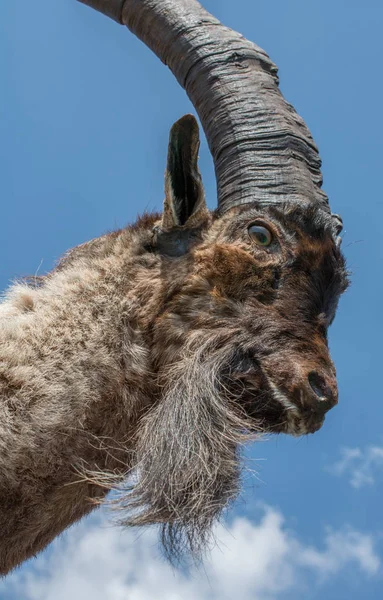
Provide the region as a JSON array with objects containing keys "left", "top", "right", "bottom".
[{"left": 0, "top": 0, "right": 348, "bottom": 574}]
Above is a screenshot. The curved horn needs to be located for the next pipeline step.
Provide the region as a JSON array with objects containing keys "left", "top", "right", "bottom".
[{"left": 77, "top": 0, "right": 330, "bottom": 215}]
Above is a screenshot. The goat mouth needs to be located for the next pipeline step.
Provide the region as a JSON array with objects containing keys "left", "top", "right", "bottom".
[
  {"left": 267, "top": 380, "right": 325, "bottom": 436},
  {"left": 220, "top": 351, "right": 327, "bottom": 436}
]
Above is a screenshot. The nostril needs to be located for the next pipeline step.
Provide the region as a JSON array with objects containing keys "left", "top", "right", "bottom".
[{"left": 308, "top": 371, "right": 334, "bottom": 404}]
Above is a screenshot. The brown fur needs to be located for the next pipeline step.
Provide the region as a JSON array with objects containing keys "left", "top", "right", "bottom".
[{"left": 0, "top": 119, "right": 348, "bottom": 574}]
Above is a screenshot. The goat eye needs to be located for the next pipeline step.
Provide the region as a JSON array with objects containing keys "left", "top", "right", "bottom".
[{"left": 248, "top": 224, "right": 273, "bottom": 246}]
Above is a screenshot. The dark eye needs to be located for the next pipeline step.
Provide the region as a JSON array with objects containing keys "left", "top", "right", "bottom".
[{"left": 248, "top": 224, "right": 273, "bottom": 247}]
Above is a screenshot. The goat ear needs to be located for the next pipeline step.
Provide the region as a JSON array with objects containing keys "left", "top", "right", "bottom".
[{"left": 162, "top": 114, "right": 207, "bottom": 230}]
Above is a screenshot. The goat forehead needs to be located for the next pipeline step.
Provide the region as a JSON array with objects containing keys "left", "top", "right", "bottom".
[{"left": 268, "top": 203, "right": 335, "bottom": 235}]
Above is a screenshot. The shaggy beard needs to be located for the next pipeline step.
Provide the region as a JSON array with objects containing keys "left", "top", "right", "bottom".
[{"left": 114, "top": 338, "right": 258, "bottom": 563}]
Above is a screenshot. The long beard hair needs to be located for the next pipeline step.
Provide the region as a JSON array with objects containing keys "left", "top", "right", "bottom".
[{"left": 114, "top": 334, "right": 260, "bottom": 562}]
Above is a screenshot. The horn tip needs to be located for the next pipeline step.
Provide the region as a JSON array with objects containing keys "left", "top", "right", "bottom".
[{"left": 76, "top": 0, "right": 125, "bottom": 24}]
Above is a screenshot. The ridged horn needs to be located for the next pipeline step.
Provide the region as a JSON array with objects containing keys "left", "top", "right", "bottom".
[{"left": 77, "top": 0, "right": 330, "bottom": 215}]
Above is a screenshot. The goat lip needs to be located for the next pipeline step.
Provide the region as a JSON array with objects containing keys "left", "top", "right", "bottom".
[
  {"left": 305, "top": 415, "right": 326, "bottom": 434},
  {"left": 289, "top": 400, "right": 328, "bottom": 435},
  {"left": 266, "top": 380, "right": 329, "bottom": 436},
  {"left": 283, "top": 411, "right": 326, "bottom": 437}
]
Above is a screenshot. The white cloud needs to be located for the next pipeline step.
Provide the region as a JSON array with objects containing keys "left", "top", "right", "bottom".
[
  {"left": 327, "top": 445, "right": 383, "bottom": 488},
  {"left": 1, "top": 505, "right": 380, "bottom": 600}
]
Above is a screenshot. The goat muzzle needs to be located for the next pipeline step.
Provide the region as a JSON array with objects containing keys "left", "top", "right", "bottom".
[{"left": 260, "top": 354, "right": 339, "bottom": 436}]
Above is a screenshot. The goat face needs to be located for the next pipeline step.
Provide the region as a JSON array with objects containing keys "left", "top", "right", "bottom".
[
  {"left": 150, "top": 115, "right": 348, "bottom": 438},
  {"left": 122, "top": 116, "right": 348, "bottom": 559}
]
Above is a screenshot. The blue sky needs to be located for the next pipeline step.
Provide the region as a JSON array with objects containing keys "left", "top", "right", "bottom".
[{"left": 0, "top": 0, "right": 382, "bottom": 598}]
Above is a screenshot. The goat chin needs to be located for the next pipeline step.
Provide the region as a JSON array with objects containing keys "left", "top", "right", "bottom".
[{"left": 81, "top": 341, "right": 256, "bottom": 564}]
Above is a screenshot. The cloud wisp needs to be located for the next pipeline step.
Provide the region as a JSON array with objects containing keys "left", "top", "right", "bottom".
[
  {"left": 327, "top": 445, "right": 383, "bottom": 488},
  {"left": 1, "top": 505, "right": 380, "bottom": 600}
]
